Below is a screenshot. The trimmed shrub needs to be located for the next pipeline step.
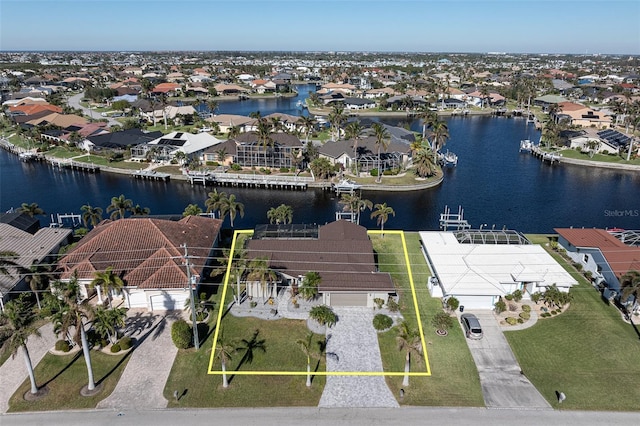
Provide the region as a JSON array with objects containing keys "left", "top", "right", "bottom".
[
  {"left": 521, "top": 304, "right": 531, "bottom": 313},
  {"left": 512, "top": 290, "right": 523, "bottom": 302},
  {"left": 309, "top": 305, "right": 338, "bottom": 328},
  {"left": 531, "top": 291, "right": 543, "bottom": 304},
  {"left": 386, "top": 297, "right": 399, "bottom": 312},
  {"left": 373, "top": 297, "right": 385, "bottom": 309},
  {"left": 445, "top": 296, "right": 460, "bottom": 312},
  {"left": 373, "top": 314, "right": 393, "bottom": 331},
  {"left": 171, "top": 319, "right": 192, "bottom": 349},
  {"left": 504, "top": 294, "right": 513, "bottom": 301},
  {"left": 505, "top": 317, "right": 518, "bottom": 325},
  {"left": 551, "top": 310, "right": 558, "bottom": 315},
  {"left": 494, "top": 299, "right": 507, "bottom": 314},
  {"left": 431, "top": 311, "right": 454, "bottom": 332},
  {"left": 119, "top": 336, "right": 133, "bottom": 350},
  {"left": 110, "top": 343, "right": 122, "bottom": 353},
  {"left": 279, "top": 167, "right": 289, "bottom": 173},
  {"left": 55, "top": 340, "right": 70, "bottom": 352},
  {"left": 370, "top": 168, "right": 379, "bottom": 177},
  {"left": 517, "top": 318, "right": 524, "bottom": 324},
  {"left": 519, "top": 311, "right": 531, "bottom": 320}
]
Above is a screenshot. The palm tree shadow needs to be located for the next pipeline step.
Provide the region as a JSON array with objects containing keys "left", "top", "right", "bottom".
[
  {"left": 228, "top": 329, "right": 266, "bottom": 385},
  {"left": 42, "top": 350, "right": 82, "bottom": 388}
]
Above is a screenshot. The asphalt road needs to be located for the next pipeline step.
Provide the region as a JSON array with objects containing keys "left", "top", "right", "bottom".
[
  {"left": 67, "top": 93, "right": 121, "bottom": 127},
  {"left": 3, "top": 407, "right": 640, "bottom": 426}
]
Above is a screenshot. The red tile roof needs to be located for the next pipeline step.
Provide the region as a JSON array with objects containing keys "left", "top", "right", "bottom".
[
  {"left": 555, "top": 228, "right": 640, "bottom": 278},
  {"left": 59, "top": 216, "right": 222, "bottom": 289},
  {"left": 9, "top": 103, "right": 63, "bottom": 116}
]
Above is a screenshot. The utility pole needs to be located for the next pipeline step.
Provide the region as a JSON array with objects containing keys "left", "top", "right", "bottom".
[{"left": 182, "top": 243, "right": 200, "bottom": 350}]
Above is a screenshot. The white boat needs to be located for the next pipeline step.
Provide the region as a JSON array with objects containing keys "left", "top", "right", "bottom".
[
  {"left": 519, "top": 139, "right": 533, "bottom": 152},
  {"left": 439, "top": 151, "right": 458, "bottom": 166},
  {"left": 334, "top": 179, "right": 362, "bottom": 192},
  {"left": 296, "top": 100, "right": 307, "bottom": 109}
]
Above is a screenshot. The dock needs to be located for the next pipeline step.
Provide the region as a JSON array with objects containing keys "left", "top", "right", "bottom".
[
  {"left": 133, "top": 169, "right": 171, "bottom": 181},
  {"left": 531, "top": 145, "right": 562, "bottom": 164},
  {"left": 49, "top": 158, "right": 100, "bottom": 173},
  {"left": 209, "top": 172, "right": 312, "bottom": 190}
]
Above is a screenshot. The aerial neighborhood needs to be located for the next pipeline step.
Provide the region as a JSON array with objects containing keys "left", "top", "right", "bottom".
[{"left": 1, "top": 50, "right": 640, "bottom": 417}]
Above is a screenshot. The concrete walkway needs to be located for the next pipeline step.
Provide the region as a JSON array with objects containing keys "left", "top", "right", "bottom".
[
  {"left": 318, "top": 307, "right": 398, "bottom": 408},
  {"left": 97, "top": 312, "right": 178, "bottom": 410},
  {"left": 0, "top": 322, "right": 57, "bottom": 413},
  {"left": 461, "top": 310, "right": 551, "bottom": 410}
]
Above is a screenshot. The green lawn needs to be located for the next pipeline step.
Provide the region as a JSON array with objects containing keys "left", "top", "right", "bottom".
[
  {"left": 505, "top": 236, "right": 640, "bottom": 411},
  {"left": 372, "top": 233, "right": 484, "bottom": 406},
  {"left": 558, "top": 148, "right": 640, "bottom": 165},
  {"left": 9, "top": 349, "right": 130, "bottom": 412},
  {"left": 163, "top": 268, "right": 326, "bottom": 407}
]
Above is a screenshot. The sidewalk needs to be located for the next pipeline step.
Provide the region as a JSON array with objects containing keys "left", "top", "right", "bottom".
[{"left": 0, "top": 323, "right": 57, "bottom": 413}]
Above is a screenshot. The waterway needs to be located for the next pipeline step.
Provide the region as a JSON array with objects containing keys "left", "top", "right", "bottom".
[{"left": 2, "top": 114, "right": 639, "bottom": 233}]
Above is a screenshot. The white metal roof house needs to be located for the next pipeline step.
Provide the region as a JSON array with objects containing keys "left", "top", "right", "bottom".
[
  {"left": 130, "top": 131, "right": 223, "bottom": 162},
  {"left": 419, "top": 231, "right": 577, "bottom": 310}
]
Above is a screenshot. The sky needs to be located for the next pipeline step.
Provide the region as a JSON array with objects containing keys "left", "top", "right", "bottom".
[{"left": 0, "top": 0, "right": 639, "bottom": 54}]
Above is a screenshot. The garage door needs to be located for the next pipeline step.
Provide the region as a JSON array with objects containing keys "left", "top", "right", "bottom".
[
  {"left": 330, "top": 292, "right": 367, "bottom": 307},
  {"left": 126, "top": 291, "right": 147, "bottom": 309},
  {"left": 150, "top": 292, "right": 188, "bottom": 311},
  {"left": 454, "top": 295, "right": 496, "bottom": 311}
]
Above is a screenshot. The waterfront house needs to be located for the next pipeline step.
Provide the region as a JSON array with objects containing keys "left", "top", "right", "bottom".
[
  {"left": 130, "top": 131, "right": 222, "bottom": 163},
  {"left": 555, "top": 102, "right": 612, "bottom": 129},
  {"left": 420, "top": 230, "right": 577, "bottom": 310},
  {"left": 318, "top": 135, "right": 409, "bottom": 174},
  {"left": 229, "top": 131, "right": 303, "bottom": 169},
  {"left": 141, "top": 104, "right": 198, "bottom": 126},
  {"left": 151, "top": 82, "right": 181, "bottom": 97},
  {"left": 0, "top": 212, "right": 72, "bottom": 310},
  {"left": 57, "top": 216, "right": 222, "bottom": 311},
  {"left": 205, "top": 114, "right": 257, "bottom": 134},
  {"left": 555, "top": 228, "right": 640, "bottom": 302},
  {"left": 245, "top": 220, "right": 396, "bottom": 307},
  {"left": 82, "top": 128, "right": 163, "bottom": 152}
]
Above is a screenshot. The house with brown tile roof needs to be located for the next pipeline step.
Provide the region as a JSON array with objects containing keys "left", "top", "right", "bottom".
[
  {"left": 556, "top": 102, "right": 612, "bottom": 129},
  {"left": 246, "top": 220, "right": 395, "bottom": 307},
  {"left": 58, "top": 216, "right": 223, "bottom": 311},
  {"left": 555, "top": 228, "right": 640, "bottom": 301}
]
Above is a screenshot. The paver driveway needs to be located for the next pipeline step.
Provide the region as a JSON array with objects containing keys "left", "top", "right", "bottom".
[{"left": 318, "top": 307, "right": 398, "bottom": 408}]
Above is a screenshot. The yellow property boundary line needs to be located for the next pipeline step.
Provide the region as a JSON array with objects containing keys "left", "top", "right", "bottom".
[{"left": 207, "top": 229, "right": 431, "bottom": 377}]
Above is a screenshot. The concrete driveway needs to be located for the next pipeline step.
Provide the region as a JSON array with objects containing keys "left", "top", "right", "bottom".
[{"left": 461, "top": 310, "right": 551, "bottom": 409}]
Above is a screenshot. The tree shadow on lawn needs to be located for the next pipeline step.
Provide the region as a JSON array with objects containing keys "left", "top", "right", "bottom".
[
  {"left": 228, "top": 329, "right": 266, "bottom": 386},
  {"left": 41, "top": 351, "right": 82, "bottom": 388}
]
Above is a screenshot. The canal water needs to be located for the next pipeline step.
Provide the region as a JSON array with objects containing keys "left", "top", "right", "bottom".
[{"left": 1, "top": 104, "right": 639, "bottom": 233}]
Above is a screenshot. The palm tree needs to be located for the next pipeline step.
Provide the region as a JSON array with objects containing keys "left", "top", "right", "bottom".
[
  {"left": 296, "top": 331, "right": 321, "bottom": 387},
  {"left": 81, "top": 204, "right": 103, "bottom": 228},
  {"left": 396, "top": 321, "right": 423, "bottom": 387},
  {"left": 27, "top": 262, "right": 53, "bottom": 310},
  {"left": 183, "top": 203, "right": 203, "bottom": 217},
  {"left": 0, "top": 293, "right": 41, "bottom": 395},
  {"left": 339, "top": 193, "right": 372, "bottom": 225},
  {"left": 621, "top": 270, "right": 640, "bottom": 316},
  {"left": 212, "top": 245, "right": 248, "bottom": 305},
  {"left": 298, "top": 271, "right": 320, "bottom": 301},
  {"left": 205, "top": 189, "right": 226, "bottom": 217},
  {"left": 345, "top": 120, "right": 364, "bottom": 175},
  {"left": 429, "top": 119, "right": 450, "bottom": 163},
  {"left": 228, "top": 125, "right": 241, "bottom": 139},
  {"left": 51, "top": 277, "right": 97, "bottom": 391},
  {"left": 247, "top": 256, "right": 277, "bottom": 301},
  {"left": 416, "top": 107, "right": 437, "bottom": 141},
  {"left": 256, "top": 118, "right": 273, "bottom": 168},
  {"left": 106, "top": 194, "right": 133, "bottom": 220},
  {"left": 131, "top": 204, "right": 150, "bottom": 216},
  {"left": 215, "top": 329, "right": 236, "bottom": 388},
  {"left": 236, "top": 329, "right": 266, "bottom": 369},
  {"left": 90, "top": 266, "right": 125, "bottom": 306},
  {"left": 206, "top": 100, "right": 219, "bottom": 116},
  {"left": 297, "top": 115, "right": 316, "bottom": 143},
  {"left": 17, "top": 202, "right": 44, "bottom": 217},
  {"left": 327, "top": 105, "right": 347, "bottom": 141},
  {"left": 371, "top": 203, "right": 395, "bottom": 237},
  {"left": 371, "top": 122, "right": 390, "bottom": 182},
  {"left": 411, "top": 142, "right": 437, "bottom": 178},
  {"left": 93, "top": 305, "right": 127, "bottom": 345},
  {"left": 219, "top": 194, "right": 244, "bottom": 228},
  {"left": 267, "top": 204, "right": 293, "bottom": 225}
]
